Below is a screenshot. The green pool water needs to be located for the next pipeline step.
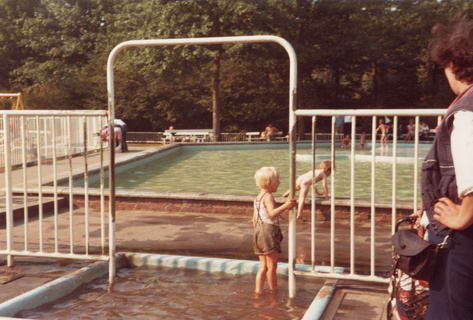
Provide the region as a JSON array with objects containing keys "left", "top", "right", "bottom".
[{"left": 86, "top": 143, "right": 430, "bottom": 201}]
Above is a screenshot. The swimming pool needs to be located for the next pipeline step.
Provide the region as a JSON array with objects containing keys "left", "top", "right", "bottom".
[{"left": 74, "top": 142, "right": 431, "bottom": 201}]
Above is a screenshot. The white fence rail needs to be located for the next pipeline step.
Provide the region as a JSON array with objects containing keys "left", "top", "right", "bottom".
[
  {"left": 289, "top": 109, "right": 444, "bottom": 285},
  {"left": 1, "top": 111, "right": 106, "bottom": 168},
  {"left": 0, "top": 110, "right": 110, "bottom": 267}
]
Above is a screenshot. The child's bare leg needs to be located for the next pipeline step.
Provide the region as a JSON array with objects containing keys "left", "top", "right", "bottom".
[
  {"left": 255, "top": 254, "right": 268, "bottom": 295},
  {"left": 297, "top": 183, "right": 310, "bottom": 219},
  {"left": 265, "top": 252, "right": 279, "bottom": 293}
]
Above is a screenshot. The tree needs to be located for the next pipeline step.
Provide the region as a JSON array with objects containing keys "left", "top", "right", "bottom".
[{"left": 2, "top": 0, "right": 473, "bottom": 133}]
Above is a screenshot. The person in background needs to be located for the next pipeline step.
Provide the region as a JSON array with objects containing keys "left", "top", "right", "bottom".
[
  {"left": 341, "top": 134, "right": 351, "bottom": 148},
  {"left": 420, "top": 121, "right": 430, "bottom": 140},
  {"left": 404, "top": 118, "right": 416, "bottom": 141},
  {"left": 335, "top": 116, "right": 345, "bottom": 134},
  {"left": 412, "top": 14, "right": 473, "bottom": 319},
  {"left": 253, "top": 167, "right": 296, "bottom": 295},
  {"left": 359, "top": 132, "right": 366, "bottom": 150},
  {"left": 101, "top": 124, "right": 122, "bottom": 152},
  {"left": 376, "top": 118, "right": 390, "bottom": 148},
  {"left": 167, "top": 126, "right": 177, "bottom": 143},
  {"left": 264, "top": 124, "right": 278, "bottom": 141},
  {"left": 114, "top": 119, "right": 128, "bottom": 152}
]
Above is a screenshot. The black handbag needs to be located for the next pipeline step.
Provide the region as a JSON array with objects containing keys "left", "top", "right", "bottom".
[
  {"left": 391, "top": 217, "right": 451, "bottom": 281},
  {"left": 387, "top": 217, "right": 451, "bottom": 320}
]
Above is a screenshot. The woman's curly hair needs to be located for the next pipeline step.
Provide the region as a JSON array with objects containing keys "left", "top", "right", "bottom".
[{"left": 429, "top": 14, "right": 473, "bottom": 84}]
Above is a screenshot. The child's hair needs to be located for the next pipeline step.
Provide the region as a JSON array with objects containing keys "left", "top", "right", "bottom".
[
  {"left": 319, "top": 160, "right": 332, "bottom": 173},
  {"left": 254, "top": 167, "right": 280, "bottom": 189}
]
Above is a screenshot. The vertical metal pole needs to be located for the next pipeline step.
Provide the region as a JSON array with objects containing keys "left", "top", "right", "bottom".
[
  {"left": 413, "top": 116, "right": 420, "bottom": 212},
  {"left": 287, "top": 49, "right": 298, "bottom": 299},
  {"left": 67, "top": 116, "right": 74, "bottom": 254},
  {"left": 52, "top": 116, "right": 58, "bottom": 253},
  {"left": 370, "top": 116, "right": 377, "bottom": 276},
  {"left": 3, "top": 115, "right": 14, "bottom": 266},
  {"left": 310, "top": 116, "right": 316, "bottom": 271},
  {"left": 391, "top": 116, "right": 398, "bottom": 234},
  {"left": 100, "top": 121, "right": 106, "bottom": 255},
  {"left": 330, "top": 116, "right": 336, "bottom": 273},
  {"left": 350, "top": 116, "right": 356, "bottom": 274},
  {"left": 35, "top": 117, "right": 44, "bottom": 252},
  {"left": 107, "top": 49, "right": 117, "bottom": 286},
  {"left": 20, "top": 116, "right": 29, "bottom": 250},
  {"left": 83, "top": 117, "right": 90, "bottom": 254},
  {"left": 42, "top": 118, "right": 49, "bottom": 159}
]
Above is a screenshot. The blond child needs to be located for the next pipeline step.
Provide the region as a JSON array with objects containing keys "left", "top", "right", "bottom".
[
  {"left": 253, "top": 167, "right": 296, "bottom": 295},
  {"left": 283, "top": 160, "right": 332, "bottom": 220}
]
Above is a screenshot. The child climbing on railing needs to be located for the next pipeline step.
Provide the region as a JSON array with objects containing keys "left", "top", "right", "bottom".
[{"left": 283, "top": 160, "right": 332, "bottom": 221}]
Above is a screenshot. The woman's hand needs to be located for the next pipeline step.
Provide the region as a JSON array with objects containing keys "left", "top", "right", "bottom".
[{"left": 433, "top": 196, "right": 470, "bottom": 230}]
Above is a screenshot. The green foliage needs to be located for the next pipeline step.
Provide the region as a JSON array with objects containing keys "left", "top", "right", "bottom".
[{"left": 1, "top": 0, "right": 472, "bottom": 132}]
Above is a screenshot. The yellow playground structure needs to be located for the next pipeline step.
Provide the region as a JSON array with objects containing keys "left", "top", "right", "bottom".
[{"left": 0, "top": 93, "right": 25, "bottom": 110}]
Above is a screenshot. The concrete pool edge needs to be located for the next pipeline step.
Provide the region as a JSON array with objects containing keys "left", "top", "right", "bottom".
[
  {"left": 0, "top": 252, "right": 345, "bottom": 319},
  {"left": 121, "top": 252, "right": 345, "bottom": 276},
  {"left": 0, "top": 260, "right": 109, "bottom": 318},
  {"left": 9, "top": 187, "right": 417, "bottom": 222}
]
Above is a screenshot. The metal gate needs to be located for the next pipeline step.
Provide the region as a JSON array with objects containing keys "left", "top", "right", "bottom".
[{"left": 1, "top": 111, "right": 110, "bottom": 270}]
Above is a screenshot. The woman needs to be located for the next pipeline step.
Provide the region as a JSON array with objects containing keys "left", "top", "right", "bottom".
[{"left": 419, "top": 14, "right": 473, "bottom": 319}]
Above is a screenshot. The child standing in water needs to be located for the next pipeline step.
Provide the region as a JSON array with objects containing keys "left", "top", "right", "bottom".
[
  {"left": 376, "top": 118, "right": 390, "bottom": 148},
  {"left": 253, "top": 167, "right": 296, "bottom": 295},
  {"left": 283, "top": 160, "right": 332, "bottom": 220}
]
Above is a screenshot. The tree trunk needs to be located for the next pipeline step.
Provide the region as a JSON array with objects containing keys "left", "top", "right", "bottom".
[{"left": 212, "top": 49, "right": 221, "bottom": 142}]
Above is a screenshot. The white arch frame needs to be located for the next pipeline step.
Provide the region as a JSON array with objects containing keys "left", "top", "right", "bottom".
[{"left": 106, "top": 36, "right": 298, "bottom": 295}]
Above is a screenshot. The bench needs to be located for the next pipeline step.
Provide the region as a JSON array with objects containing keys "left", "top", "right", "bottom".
[
  {"left": 245, "top": 132, "right": 262, "bottom": 141},
  {"left": 164, "top": 129, "right": 213, "bottom": 144},
  {"left": 246, "top": 131, "right": 287, "bottom": 141},
  {"left": 274, "top": 131, "right": 287, "bottom": 140}
]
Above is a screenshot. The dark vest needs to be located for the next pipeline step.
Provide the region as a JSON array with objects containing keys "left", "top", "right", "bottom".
[{"left": 421, "top": 94, "right": 473, "bottom": 235}]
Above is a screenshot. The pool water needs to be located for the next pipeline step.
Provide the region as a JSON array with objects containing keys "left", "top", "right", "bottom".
[
  {"left": 18, "top": 266, "right": 323, "bottom": 319},
  {"left": 88, "top": 143, "right": 430, "bottom": 200}
]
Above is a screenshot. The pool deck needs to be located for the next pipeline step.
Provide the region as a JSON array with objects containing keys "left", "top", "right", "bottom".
[{"left": 0, "top": 144, "right": 390, "bottom": 319}]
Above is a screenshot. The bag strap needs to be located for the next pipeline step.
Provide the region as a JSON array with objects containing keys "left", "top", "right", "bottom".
[{"left": 256, "top": 193, "right": 268, "bottom": 224}]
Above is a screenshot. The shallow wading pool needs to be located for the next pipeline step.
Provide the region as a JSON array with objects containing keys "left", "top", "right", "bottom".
[{"left": 12, "top": 253, "right": 332, "bottom": 320}]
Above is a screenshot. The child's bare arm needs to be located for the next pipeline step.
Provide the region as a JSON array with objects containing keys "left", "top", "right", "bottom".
[{"left": 264, "top": 194, "right": 296, "bottom": 219}]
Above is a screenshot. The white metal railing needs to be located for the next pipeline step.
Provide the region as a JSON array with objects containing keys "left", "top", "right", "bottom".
[
  {"left": 0, "top": 112, "right": 105, "bottom": 168},
  {"left": 127, "top": 131, "right": 288, "bottom": 143},
  {"left": 0, "top": 110, "right": 110, "bottom": 266},
  {"left": 289, "top": 109, "right": 444, "bottom": 285}
]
